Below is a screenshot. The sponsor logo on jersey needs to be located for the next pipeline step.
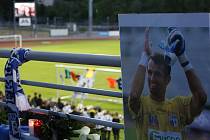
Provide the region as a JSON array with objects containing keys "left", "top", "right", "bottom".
[
  {"left": 149, "top": 114, "right": 159, "bottom": 127},
  {"left": 148, "top": 129, "right": 181, "bottom": 140},
  {"left": 169, "top": 114, "right": 178, "bottom": 127}
]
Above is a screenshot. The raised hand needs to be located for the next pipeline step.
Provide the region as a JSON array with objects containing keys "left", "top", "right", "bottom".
[
  {"left": 167, "top": 28, "right": 185, "bottom": 56},
  {"left": 144, "top": 27, "right": 152, "bottom": 56}
]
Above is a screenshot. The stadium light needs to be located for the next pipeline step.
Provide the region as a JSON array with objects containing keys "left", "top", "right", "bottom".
[
  {"left": 13, "top": 0, "right": 16, "bottom": 35},
  {"left": 88, "top": 0, "right": 93, "bottom": 35},
  {"left": 34, "top": 0, "right": 37, "bottom": 38}
]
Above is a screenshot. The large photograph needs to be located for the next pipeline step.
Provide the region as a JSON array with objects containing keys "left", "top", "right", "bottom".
[
  {"left": 119, "top": 13, "right": 210, "bottom": 140},
  {"left": 15, "top": 2, "right": 35, "bottom": 17}
]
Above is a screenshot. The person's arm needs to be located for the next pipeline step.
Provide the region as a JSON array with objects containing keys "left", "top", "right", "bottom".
[
  {"left": 128, "top": 28, "right": 152, "bottom": 115},
  {"left": 185, "top": 69, "right": 207, "bottom": 116},
  {"left": 168, "top": 28, "right": 207, "bottom": 117}
]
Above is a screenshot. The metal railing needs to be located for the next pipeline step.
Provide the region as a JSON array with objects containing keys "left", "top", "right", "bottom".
[
  {"left": 0, "top": 50, "right": 121, "bottom": 67},
  {"left": 0, "top": 78, "right": 122, "bottom": 98},
  {"left": 0, "top": 101, "right": 123, "bottom": 129},
  {"left": 0, "top": 49, "right": 124, "bottom": 129}
]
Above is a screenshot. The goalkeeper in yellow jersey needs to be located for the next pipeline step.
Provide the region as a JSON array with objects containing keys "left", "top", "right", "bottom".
[{"left": 128, "top": 28, "right": 207, "bottom": 140}]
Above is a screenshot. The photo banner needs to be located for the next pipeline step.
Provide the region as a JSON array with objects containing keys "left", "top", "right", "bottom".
[{"left": 119, "top": 13, "right": 210, "bottom": 140}]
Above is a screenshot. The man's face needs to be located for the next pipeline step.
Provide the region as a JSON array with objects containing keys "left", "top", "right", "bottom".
[{"left": 147, "top": 59, "right": 170, "bottom": 98}]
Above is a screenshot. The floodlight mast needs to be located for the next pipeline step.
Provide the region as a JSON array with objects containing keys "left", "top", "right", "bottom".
[
  {"left": 33, "top": 0, "right": 38, "bottom": 38},
  {"left": 13, "top": 0, "right": 16, "bottom": 35},
  {"left": 88, "top": 0, "right": 93, "bottom": 35}
]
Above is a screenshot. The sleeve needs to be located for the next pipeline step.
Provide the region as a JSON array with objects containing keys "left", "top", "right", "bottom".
[
  {"left": 128, "top": 95, "right": 142, "bottom": 119},
  {"left": 175, "top": 96, "right": 194, "bottom": 125}
]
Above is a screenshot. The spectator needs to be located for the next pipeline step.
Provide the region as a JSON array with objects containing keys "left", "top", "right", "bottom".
[
  {"left": 95, "top": 108, "right": 105, "bottom": 140},
  {"left": 31, "top": 92, "right": 38, "bottom": 107},
  {"left": 104, "top": 111, "right": 112, "bottom": 140},
  {"left": 27, "top": 95, "right": 31, "bottom": 105},
  {"left": 56, "top": 98, "right": 64, "bottom": 111},
  {"left": 83, "top": 107, "right": 89, "bottom": 117},
  {"left": 41, "top": 100, "right": 50, "bottom": 110},
  {"left": 36, "top": 94, "right": 43, "bottom": 107},
  {"left": 62, "top": 103, "right": 72, "bottom": 114},
  {"left": 89, "top": 109, "right": 96, "bottom": 118},
  {"left": 70, "top": 105, "right": 82, "bottom": 115},
  {"left": 112, "top": 112, "right": 120, "bottom": 140}
]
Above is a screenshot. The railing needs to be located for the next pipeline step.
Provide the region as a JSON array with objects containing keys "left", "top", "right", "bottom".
[
  {"left": 0, "top": 78, "right": 122, "bottom": 98},
  {"left": 0, "top": 50, "right": 121, "bottom": 67},
  {"left": 0, "top": 101, "right": 123, "bottom": 129},
  {"left": 0, "top": 49, "right": 124, "bottom": 130}
]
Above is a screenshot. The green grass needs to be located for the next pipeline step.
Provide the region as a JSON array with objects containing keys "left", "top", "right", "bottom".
[
  {"left": 0, "top": 39, "right": 121, "bottom": 94},
  {"left": 0, "top": 39, "right": 124, "bottom": 139},
  {"left": 33, "top": 40, "right": 120, "bottom": 54},
  {"left": 0, "top": 40, "right": 122, "bottom": 101}
]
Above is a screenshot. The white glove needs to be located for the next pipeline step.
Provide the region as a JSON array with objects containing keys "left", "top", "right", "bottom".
[{"left": 167, "top": 27, "right": 192, "bottom": 72}]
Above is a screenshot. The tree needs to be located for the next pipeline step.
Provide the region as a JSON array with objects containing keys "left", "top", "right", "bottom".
[
  {"left": 0, "top": 0, "right": 13, "bottom": 21},
  {"left": 0, "top": 0, "right": 209, "bottom": 24}
]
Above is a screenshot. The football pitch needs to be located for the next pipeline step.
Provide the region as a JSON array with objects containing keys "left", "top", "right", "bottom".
[{"left": 0, "top": 39, "right": 123, "bottom": 114}]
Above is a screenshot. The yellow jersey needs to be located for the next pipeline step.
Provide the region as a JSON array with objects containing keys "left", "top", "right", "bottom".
[{"left": 128, "top": 95, "right": 195, "bottom": 140}]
